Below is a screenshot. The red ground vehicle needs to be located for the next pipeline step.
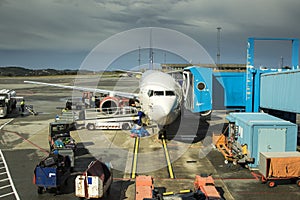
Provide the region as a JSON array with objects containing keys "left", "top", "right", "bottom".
[
  {"left": 135, "top": 175, "right": 154, "bottom": 200},
  {"left": 135, "top": 175, "right": 221, "bottom": 200},
  {"left": 193, "top": 175, "right": 221, "bottom": 200}
]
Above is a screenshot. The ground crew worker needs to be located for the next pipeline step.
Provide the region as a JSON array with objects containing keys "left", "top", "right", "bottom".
[
  {"left": 137, "top": 111, "right": 144, "bottom": 126},
  {"left": 20, "top": 99, "right": 25, "bottom": 112}
]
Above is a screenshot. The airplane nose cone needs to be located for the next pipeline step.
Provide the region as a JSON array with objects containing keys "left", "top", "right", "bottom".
[
  {"left": 149, "top": 105, "right": 168, "bottom": 125},
  {"left": 149, "top": 99, "right": 175, "bottom": 125}
]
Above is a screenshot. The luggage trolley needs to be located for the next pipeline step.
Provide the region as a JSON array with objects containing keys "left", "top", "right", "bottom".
[{"left": 33, "top": 152, "right": 71, "bottom": 194}]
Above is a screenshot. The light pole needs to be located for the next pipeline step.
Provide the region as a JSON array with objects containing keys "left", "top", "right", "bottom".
[{"left": 217, "top": 27, "right": 222, "bottom": 66}]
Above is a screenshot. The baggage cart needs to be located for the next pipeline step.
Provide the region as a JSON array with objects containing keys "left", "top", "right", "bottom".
[
  {"left": 259, "top": 152, "right": 300, "bottom": 187},
  {"left": 49, "top": 121, "right": 77, "bottom": 151},
  {"left": 33, "top": 153, "right": 71, "bottom": 194}
]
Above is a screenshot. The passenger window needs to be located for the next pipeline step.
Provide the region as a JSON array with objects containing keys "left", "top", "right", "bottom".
[
  {"left": 166, "top": 91, "right": 175, "bottom": 96},
  {"left": 154, "top": 91, "right": 164, "bottom": 96}
]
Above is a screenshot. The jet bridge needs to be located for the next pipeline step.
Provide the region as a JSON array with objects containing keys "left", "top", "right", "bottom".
[
  {"left": 182, "top": 38, "right": 300, "bottom": 122},
  {"left": 245, "top": 38, "right": 300, "bottom": 122}
]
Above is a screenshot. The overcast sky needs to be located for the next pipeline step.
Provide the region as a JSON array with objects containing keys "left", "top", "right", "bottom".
[{"left": 0, "top": 0, "right": 300, "bottom": 70}]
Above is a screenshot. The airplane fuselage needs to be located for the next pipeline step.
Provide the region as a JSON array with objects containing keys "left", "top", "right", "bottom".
[{"left": 138, "top": 70, "right": 182, "bottom": 126}]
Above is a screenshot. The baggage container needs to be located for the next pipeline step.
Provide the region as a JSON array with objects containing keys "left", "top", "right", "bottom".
[
  {"left": 75, "top": 175, "right": 104, "bottom": 198},
  {"left": 75, "top": 160, "right": 112, "bottom": 199}
]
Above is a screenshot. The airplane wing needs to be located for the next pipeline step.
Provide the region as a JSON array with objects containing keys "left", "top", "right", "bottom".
[
  {"left": 24, "top": 80, "right": 139, "bottom": 99},
  {"left": 11, "top": 96, "right": 24, "bottom": 100},
  {"left": 113, "top": 69, "right": 143, "bottom": 78},
  {"left": 114, "top": 69, "right": 143, "bottom": 75}
]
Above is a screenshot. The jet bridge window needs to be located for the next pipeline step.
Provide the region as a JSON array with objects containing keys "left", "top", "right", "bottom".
[
  {"left": 197, "top": 82, "right": 206, "bottom": 91},
  {"left": 165, "top": 91, "right": 175, "bottom": 96},
  {"left": 154, "top": 91, "right": 164, "bottom": 96}
]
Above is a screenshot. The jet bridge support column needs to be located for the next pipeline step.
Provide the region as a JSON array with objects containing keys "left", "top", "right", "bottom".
[{"left": 245, "top": 37, "right": 299, "bottom": 113}]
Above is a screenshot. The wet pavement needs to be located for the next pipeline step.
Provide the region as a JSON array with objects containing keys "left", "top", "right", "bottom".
[{"left": 0, "top": 75, "right": 299, "bottom": 200}]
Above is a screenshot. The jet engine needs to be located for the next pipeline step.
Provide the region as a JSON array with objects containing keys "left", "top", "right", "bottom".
[{"left": 99, "top": 96, "right": 120, "bottom": 115}]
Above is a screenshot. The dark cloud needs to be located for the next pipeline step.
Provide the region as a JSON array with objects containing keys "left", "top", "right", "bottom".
[{"left": 0, "top": 0, "right": 299, "bottom": 69}]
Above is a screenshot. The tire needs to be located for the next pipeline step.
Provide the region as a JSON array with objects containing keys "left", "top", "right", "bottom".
[
  {"left": 107, "top": 185, "right": 111, "bottom": 196},
  {"left": 75, "top": 123, "right": 81, "bottom": 130},
  {"left": 233, "top": 160, "right": 237, "bottom": 165},
  {"left": 200, "top": 110, "right": 212, "bottom": 121},
  {"left": 122, "top": 123, "right": 130, "bottom": 130},
  {"left": 267, "top": 181, "right": 276, "bottom": 188},
  {"left": 49, "top": 145, "right": 53, "bottom": 152},
  {"left": 37, "top": 187, "right": 43, "bottom": 194},
  {"left": 296, "top": 179, "right": 300, "bottom": 187},
  {"left": 87, "top": 123, "right": 95, "bottom": 130}
]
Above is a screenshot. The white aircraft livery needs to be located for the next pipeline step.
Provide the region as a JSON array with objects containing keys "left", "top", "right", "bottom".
[{"left": 24, "top": 70, "right": 182, "bottom": 126}]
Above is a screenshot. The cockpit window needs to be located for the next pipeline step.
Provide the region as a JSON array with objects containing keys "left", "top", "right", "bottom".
[
  {"left": 165, "top": 91, "right": 175, "bottom": 96},
  {"left": 148, "top": 90, "right": 154, "bottom": 97},
  {"left": 154, "top": 91, "right": 164, "bottom": 96}
]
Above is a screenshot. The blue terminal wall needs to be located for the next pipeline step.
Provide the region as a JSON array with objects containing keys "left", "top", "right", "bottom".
[
  {"left": 226, "top": 113, "right": 297, "bottom": 168},
  {"left": 213, "top": 71, "right": 246, "bottom": 110},
  {"left": 260, "top": 69, "right": 300, "bottom": 113}
]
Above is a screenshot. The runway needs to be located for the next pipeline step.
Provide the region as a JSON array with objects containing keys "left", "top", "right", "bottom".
[{"left": 0, "top": 75, "right": 299, "bottom": 200}]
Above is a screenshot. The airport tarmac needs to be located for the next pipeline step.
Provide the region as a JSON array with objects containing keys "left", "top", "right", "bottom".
[{"left": 0, "top": 75, "right": 299, "bottom": 200}]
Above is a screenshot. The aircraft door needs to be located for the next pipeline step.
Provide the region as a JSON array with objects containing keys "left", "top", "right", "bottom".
[{"left": 182, "top": 71, "right": 194, "bottom": 111}]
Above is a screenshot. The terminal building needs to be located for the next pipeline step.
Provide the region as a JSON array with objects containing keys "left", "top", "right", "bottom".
[{"left": 161, "top": 63, "right": 246, "bottom": 71}]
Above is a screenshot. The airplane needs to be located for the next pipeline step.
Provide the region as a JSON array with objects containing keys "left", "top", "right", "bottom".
[
  {"left": 24, "top": 29, "right": 185, "bottom": 130},
  {"left": 24, "top": 69, "right": 183, "bottom": 127}
]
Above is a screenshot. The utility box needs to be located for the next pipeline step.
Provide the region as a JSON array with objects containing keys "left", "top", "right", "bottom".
[{"left": 226, "top": 113, "right": 297, "bottom": 168}]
